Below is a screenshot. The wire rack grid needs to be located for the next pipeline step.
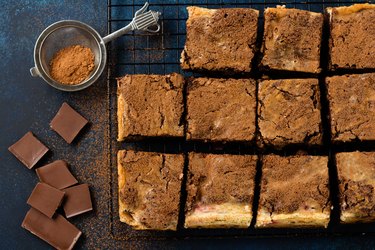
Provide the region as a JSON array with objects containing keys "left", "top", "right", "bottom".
[{"left": 107, "top": 0, "right": 374, "bottom": 241}]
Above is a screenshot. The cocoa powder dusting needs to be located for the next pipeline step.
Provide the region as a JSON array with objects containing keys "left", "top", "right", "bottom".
[{"left": 50, "top": 45, "right": 95, "bottom": 85}]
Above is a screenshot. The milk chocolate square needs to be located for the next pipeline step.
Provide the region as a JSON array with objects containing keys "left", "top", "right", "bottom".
[
  {"left": 8, "top": 132, "right": 49, "bottom": 169},
  {"left": 50, "top": 103, "right": 88, "bottom": 144},
  {"left": 27, "top": 183, "right": 65, "bottom": 218},
  {"left": 63, "top": 184, "right": 93, "bottom": 218},
  {"left": 22, "top": 208, "right": 81, "bottom": 250},
  {"left": 36, "top": 160, "right": 78, "bottom": 189}
]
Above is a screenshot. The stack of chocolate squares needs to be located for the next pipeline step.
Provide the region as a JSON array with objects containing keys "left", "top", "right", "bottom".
[{"left": 8, "top": 103, "right": 92, "bottom": 249}]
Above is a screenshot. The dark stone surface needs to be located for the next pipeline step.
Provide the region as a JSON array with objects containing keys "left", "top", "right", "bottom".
[
  {"left": 1, "top": 1, "right": 375, "bottom": 249},
  {"left": 0, "top": 1, "right": 109, "bottom": 249}
]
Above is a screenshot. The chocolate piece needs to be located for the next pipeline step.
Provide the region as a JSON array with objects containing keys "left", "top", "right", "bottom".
[
  {"left": 8, "top": 132, "right": 49, "bottom": 169},
  {"left": 27, "top": 182, "right": 65, "bottom": 218},
  {"left": 186, "top": 77, "right": 257, "bottom": 142},
  {"left": 117, "top": 74, "right": 184, "bottom": 141},
  {"left": 22, "top": 208, "right": 81, "bottom": 250},
  {"left": 118, "top": 150, "right": 184, "bottom": 230},
  {"left": 326, "top": 73, "right": 375, "bottom": 142},
  {"left": 185, "top": 153, "right": 257, "bottom": 228},
  {"left": 258, "top": 78, "right": 322, "bottom": 148},
  {"left": 36, "top": 160, "right": 78, "bottom": 189},
  {"left": 50, "top": 102, "right": 88, "bottom": 144},
  {"left": 256, "top": 155, "right": 330, "bottom": 228},
  {"left": 63, "top": 184, "right": 93, "bottom": 218},
  {"left": 336, "top": 151, "right": 375, "bottom": 223},
  {"left": 181, "top": 6, "right": 259, "bottom": 73},
  {"left": 260, "top": 6, "right": 323, "bottom": 73},
  {"left": 327, "top": 4, "right": 375, "bottom": 70}
]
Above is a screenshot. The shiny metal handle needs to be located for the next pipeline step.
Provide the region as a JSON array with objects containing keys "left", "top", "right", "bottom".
[
  {"left": 102, "top": 2, "right": 161, "bottom": 44},
  {"left": 30, "top": 67, "right": 40, "bottom": 77}
]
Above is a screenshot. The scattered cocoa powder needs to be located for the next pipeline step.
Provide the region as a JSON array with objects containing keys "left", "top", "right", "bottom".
[{"left": 50, "top": 45, "right": 95, "bottom": 85}]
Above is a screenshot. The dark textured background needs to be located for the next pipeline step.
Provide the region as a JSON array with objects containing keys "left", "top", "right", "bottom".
[{"left": 1, "top": 0, "right": 375, "bottom": 249}]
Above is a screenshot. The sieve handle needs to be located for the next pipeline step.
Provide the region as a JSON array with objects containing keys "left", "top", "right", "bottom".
[
  {"left": 30, "top": 67, "right": 40, "bottom": 77},
  {"left": 102, "top": 23, "right": 133, "bottom": 44},
  {"left": 102, "top": 2, "right": 161, "bottom": 44}
]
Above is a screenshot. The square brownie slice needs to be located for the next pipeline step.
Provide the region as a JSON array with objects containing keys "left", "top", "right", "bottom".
[
  {"left": 186, "top": 77, "right": 256, "bottom": 142},
  {"left": 327, "top": 4, "right": 375, "bottom": 70},
  {"left": 256, "top": 155, "right": 330, "bottom": 228},
  {"left": 260, "top": 6, "right": 323, "bottom": 73},
  {"left": 258, "top": 78, "right": 322, "bottom": 148},
  {"left": 336, "top": 151, "right": 375, "bottom": 223},
  {"left": 185, "top": 153, "right": 257, "bottom": 228},
  {"left": 117, "top": 73, "right": 184, "bottom": 141},
  {"left": 326, "top": 73, "right": 375, "bottom": 142},
  {"left": 118, "top": 150, "right": 184, "bottom": 230},
  {"left": 181, "top": 6, "right": 259, "bottom": 73}
]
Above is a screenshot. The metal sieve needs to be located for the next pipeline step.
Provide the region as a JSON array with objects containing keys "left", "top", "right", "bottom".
[{"left": 30, "top": 2, "right": 160, "bottom": 91}]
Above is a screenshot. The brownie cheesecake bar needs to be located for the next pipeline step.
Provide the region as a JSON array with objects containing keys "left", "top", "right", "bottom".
[
  {"left": 260, "top": 6, "right": 323, "bottom": 73},
  {"left": 258, "top": 78, "right": 322, "bottom": 148},
  {"left": 181, "top": 6, "right": 259, "bottom": 73},
  {"left": 327, "top": 4, "right": 375, "bottom": 70},
  {"left": 326, "top": 73, "right": 375, "bottom": 143},
  {"left": 118, "top": 150, "right": 184, "bottom": 230},
  {"left": 117, "top": 74, "right": 184, "bottom": 141},
  {"left": 185, "top": 153, "right": 257, "bottom": 228},
  {"left": 186, "top": 77, "right": 257, "bottom": 142},
  {"left": 256, "top": 155, "right": 330, "bottom": 228},
  {"left": 336, "top": 151, "right": 375, "bottom": 223}
]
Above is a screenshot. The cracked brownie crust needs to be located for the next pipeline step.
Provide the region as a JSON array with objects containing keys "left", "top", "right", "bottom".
[
  {"left": 258, "top": 78, "right": 322, "bottom": 148},
  {"left": 326, "top": 73, "right": 375, "bottom": 142},
  {"left": 117, "top": 74, "right": 184, "bottom": 141},
  {"left": 118, "top": 150, "right": 184, "bottom": 230},
  {"left": 256, "top": 155, "right": 330, "bottom": 228},
  {"left": 186, "top": 77, "right": 257, "bottom": 142},
  {"left": 185, "top": 153, "right": 257, "bottom": 228},
  {"left": 336, "top": 152, "right": 375, "bottom": 223},
  {"left": 260, "top": 6, "right": 323, "bottom": 73},
  {"left": 328, "top": 4, "right": 375, "bottom": 70},
  {"left": 180, "top": 6, "right": 259, "bottom": 73}
]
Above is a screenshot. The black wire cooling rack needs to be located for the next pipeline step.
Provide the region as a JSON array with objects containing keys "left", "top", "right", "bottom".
[{"left": 107, "top": 0, "right": 375, "bottom": 240}]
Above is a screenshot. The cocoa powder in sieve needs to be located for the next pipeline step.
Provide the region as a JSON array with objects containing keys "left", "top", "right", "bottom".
[{"left": 50, "top": 45, "right": 95, "bottom": 85}]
